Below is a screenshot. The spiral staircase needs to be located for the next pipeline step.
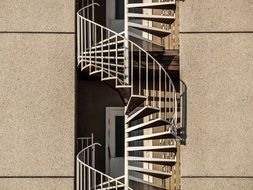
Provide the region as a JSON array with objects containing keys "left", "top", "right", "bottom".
[{"left": 76, "top": 1, "right": 179, "bottom": 189}]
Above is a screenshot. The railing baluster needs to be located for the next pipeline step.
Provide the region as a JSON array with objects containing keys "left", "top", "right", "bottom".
[
  {"left": 139, "top": 49, "right": 141, "bottom": 95},
  {"left": 77, "top": 160, "right": 79, "bottom": 190},
  {"left": 88, "top": 167, "right": 90, "bottom": 190},
  {"left": 89, "top": 21, "right": 92, "bottom": 73},
  {"left": 80, "top": 163, "right": 83, "bottom": 190},
  {"left": 108, "top": 31, "right": 110, "bottom": 78},
  {"left": 101, "top": 28, "right": 104, "bottom": 79},
  {"left": 115, "top": 35, "right": 118, "bottom": 85},
  {"left": 77, "top": 16, "right": 80, "bottom": 65},
  {"left": 94, "top": 25, "right": 97, "bottom": 71},
  {"left": 146, "top": 53, "right": 148, "bottom": 99},
  {"left": 84, "top": 19, "right": 86, "bottom": 68},
  {"left": 159, "top": 65, "right": 162, "bottom": 118},
  {"left": 80, "top": 18, "right": 84, "bottom": 69},
  {"left": 153, "top": 60, "right": 155, "bottom": 107},
  {"left": 131, "top": 43, "right": 133, "bottom": 94},
  {"left": 165, "top": 74, "right": 167, "bottom": 120}
]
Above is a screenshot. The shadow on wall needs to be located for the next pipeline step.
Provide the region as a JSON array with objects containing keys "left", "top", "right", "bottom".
[{"left": 178, "top": 80, "right": 187, "bottom": 145}]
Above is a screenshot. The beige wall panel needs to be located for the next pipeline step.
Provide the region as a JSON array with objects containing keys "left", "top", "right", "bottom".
[
  {"left": 0, "top": 34, "right": 75, "bottom": 176},
  {"left": 180, "top": 0, "right": 253, "bottom": 32},
  {"left": 0, "top": 178, "right": 74, "bottom": 190},
  {"left": 180, "top": 33, "right": 253, "bottom": 176},
  {"left": 182, "top": 178, "right": 253, "bottom": 190},
  {"left": 0, "top": 0, "right": 74, "bottom": 32}
]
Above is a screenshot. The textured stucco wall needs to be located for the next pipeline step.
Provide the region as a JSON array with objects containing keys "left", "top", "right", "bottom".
[
  {"left": 180, "top": 0, "right": 253, "bottom": 189},
  {"left": 0, "top": 0, "right": 75, "bottom": 189}
]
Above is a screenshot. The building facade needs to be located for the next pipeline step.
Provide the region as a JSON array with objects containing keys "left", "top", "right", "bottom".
[
  {"left": 0, "top": 0, "right": 252, "bottom": 190},
  {"left": 0, "top": 0, "right": 75, "bottom": 189}
]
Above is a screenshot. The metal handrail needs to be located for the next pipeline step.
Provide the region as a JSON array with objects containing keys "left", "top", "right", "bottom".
[
  {"left": 76, "top": 142, "right": 133, "bottom": 190},
  {"left": 77, "top": 4, "right": 178, "bottom": 189},
  {"left": 77, "top": 3, "right": 100, "bottom": 15},
  {"left": 77, "top": 12, "right": 178, "bottom": 125}
]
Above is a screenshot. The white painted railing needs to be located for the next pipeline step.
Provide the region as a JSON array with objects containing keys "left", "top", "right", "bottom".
[
  {"left": 77, "top": 8, "right": 178, "bottom": 128},
  {"left": 77, "top": 2, "right": 179, "bottom": 189},
  {"left": 76, "top": 141, "right": 133, "bottom": 190}
]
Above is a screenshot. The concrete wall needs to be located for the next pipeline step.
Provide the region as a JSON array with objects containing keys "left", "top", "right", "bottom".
[
  {"left": 180, "top": 0, "right": 253, "bottom": 189},
  {"left": 0, "top": 0, "right": 75, "bottom": 189}
]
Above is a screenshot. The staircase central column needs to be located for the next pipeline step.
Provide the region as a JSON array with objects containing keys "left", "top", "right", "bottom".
[
  {"left": 124, "top": 0, "right": 129, "bottom": 85},
  {"left": 124, "top": 2, "right": 129, "bottom": 189}
]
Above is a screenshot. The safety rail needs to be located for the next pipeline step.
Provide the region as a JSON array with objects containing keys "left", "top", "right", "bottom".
[
  {"left": 77, "top": 8, "right": 178, "bottom": 129},
  {"left": 77, "top": 2, "right": 179, "bottom": 189},
  {"left": 76, "top": 142, "right": 133, "bottom": 190}
]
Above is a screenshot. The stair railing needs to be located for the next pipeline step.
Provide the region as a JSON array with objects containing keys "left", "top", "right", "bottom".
[
  {"left": 77, "top": 10, "right": 178, "bottom": 131},
  {"left": 76, "top": 142, "right": 133, "bottom": 190}
]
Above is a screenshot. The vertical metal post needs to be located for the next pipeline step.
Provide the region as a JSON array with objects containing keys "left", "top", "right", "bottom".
[
  {"left": 89, "top": 21, "right": 92, "bottom": 73},
  {"left": 84, "top": 19, "right": 86, "bottom": 67},
  {"left": 124, "top": 0, "right": 129, "bottom": 85},
  {"left": 174, "top": 92, "right": 178, "bottom": 126},
  {"left": 153, "top": 60, "right": 155, "bottom": 107},
  {"left": 101, "top": 28, "right": 104, "bottom": 79},
  {"left": 165, "top": 76, "right": 167, "bottom": 120},
  {"left": 76, "top": 160, "right": 79, "bottom": 190},
  {"left": 91, "top": 133, "right": 96, "bottom": 188},
  {"left": 131, "top": 43, "right": 134, "bottom": 94},
  {"left": 108, "top": 31, "right": 111, "bottom": 77},
  {"left": 124, "top": 1, "right": 129, "bottom": 187},
  {"left": 139, "top": 49, "right": 141, "bottom": 95},
  {"left": 77, "top": 16, "right": 80, "bottom": 65},
  {"left": 124, "top": 107, "right": 129, "bottom": 190},
  {"left": 80, "top": 164, "right": 83, "bottom": 190},
  {"left": 115, "top": 34, "right": 118, "bottom": 86},
  {"left": 88, "top": 168, "right": 91, "bottom": 190},
  {"left": 146, "top": 53, "right": 148, "bottom": 98},
  {"left": 159, "top": 66, "right": 162, "bottom": 118},
  {"left": 80, "top": 18, "right": 84, "bottom": 69},
  {"left": 92, "top": 0, "right": 95, "bottom": 44}
]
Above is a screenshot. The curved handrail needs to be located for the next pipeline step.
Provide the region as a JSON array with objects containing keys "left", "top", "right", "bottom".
[
  {"left": 77, "top": 142, "right": 101, "bottom": 160},
  {"left": 77, "top": 11, "right": 177, "bottom": 127},
  {"left": 76, "top": 143, "right": 133, "bottom": 190},
  {"left": 77, "top": 13, "right": 176, "bottom": 90},
  {"left": 77, "top": 3, "right": 100, "bottom": 15}
]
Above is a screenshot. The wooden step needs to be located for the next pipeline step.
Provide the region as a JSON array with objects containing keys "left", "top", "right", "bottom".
[
  {"left": 127, "top": 145, "right": 176, "bottom": 152},
  {"left": 128, "top": 157, "right": 176, "bottom": 166},
  {"left": 125, "top": 95, "right": 147, "bottom": 114},
  {"left": 126, "top": 106, "right": 160, "bottom": 123},
  {"left": 128, "top": 22, "right": 171, "bottom": 38},
  {"left": 126, "top": 131, "right": 176, "bottom": 142},
  {"left": 129, "top": 166, "right": 172, "bottom": 179},
  {"left": 126, "top": 118, "right": 169, "bottom": 133},
  {"left": 128, "top": 13, "right": 175, "bottom": 24},
  {"left": 127, "top": 2, "right": 176, "bottom": 10}
]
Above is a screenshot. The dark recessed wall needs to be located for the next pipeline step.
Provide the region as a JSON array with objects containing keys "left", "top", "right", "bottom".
[
  {"left": 76, "top": 0, "right": 106, "bottom": 26},
  {"left": 76, "top": 80, "right": 124, "bottom": 172}
]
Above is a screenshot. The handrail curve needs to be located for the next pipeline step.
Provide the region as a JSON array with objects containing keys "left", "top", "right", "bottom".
[
  {"left": 76, "top": 142, "right": 133, "bottom": 190},
  {"left": 77, "top": 11, "right": 178, "bottom": 129}
]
